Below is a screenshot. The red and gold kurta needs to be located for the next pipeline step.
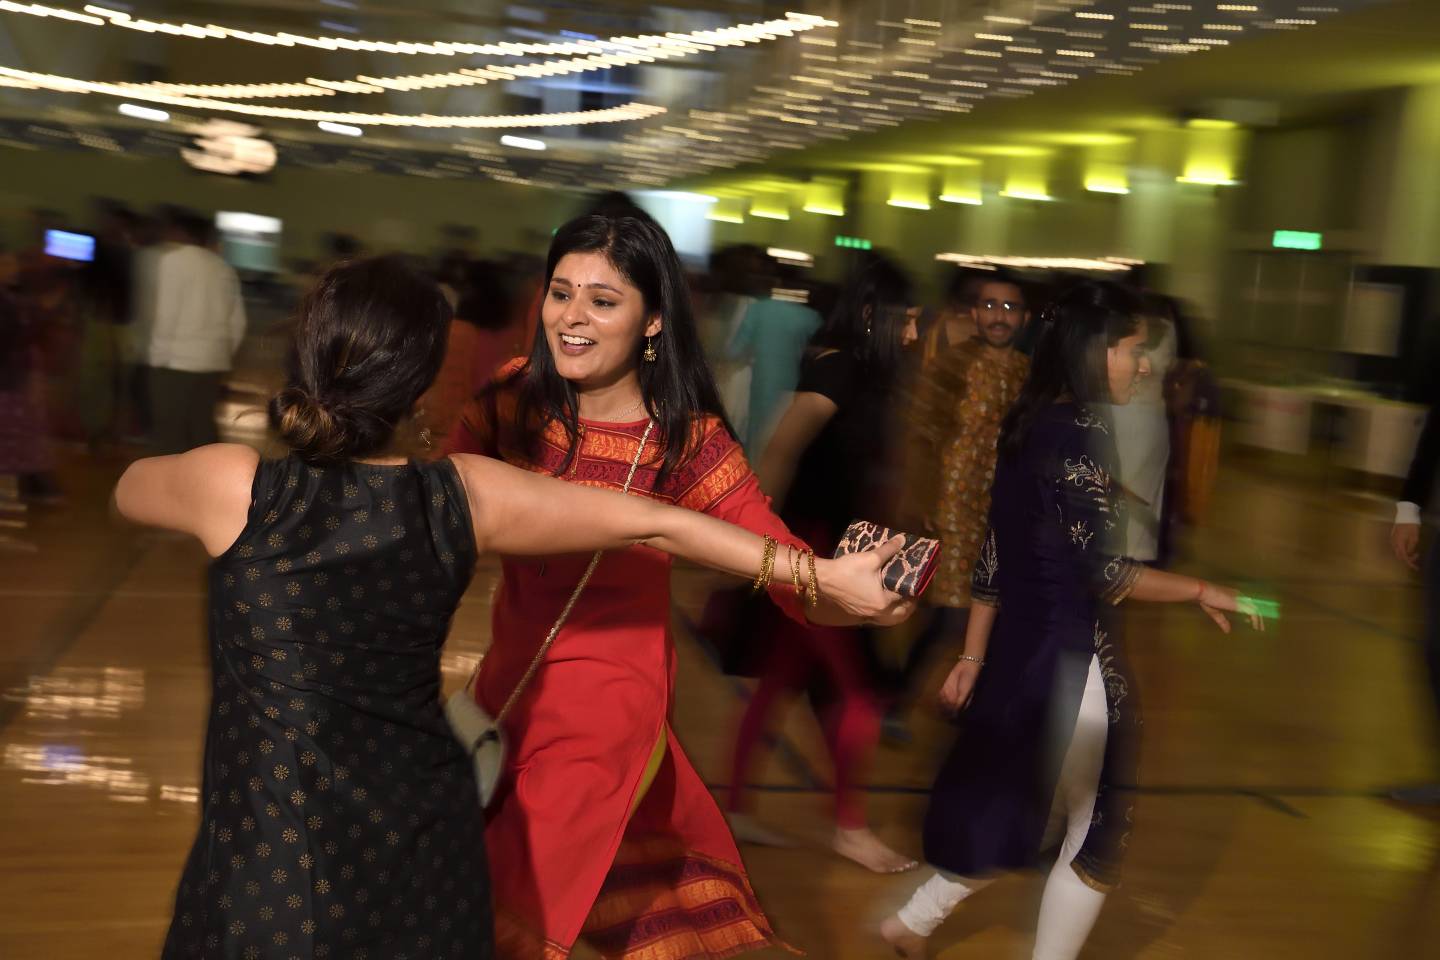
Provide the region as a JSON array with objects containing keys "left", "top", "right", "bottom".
[{"left": 448, "top": 360, "right": 805, "bottom": 960}]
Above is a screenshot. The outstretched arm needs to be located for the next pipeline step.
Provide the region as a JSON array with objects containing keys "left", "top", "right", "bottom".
[
  {"left": 1053, "top": 438, "right": 1261, "bottom": 631},
  {"left": 113, "top": 443, "right": 260, "bottom": 556},
  {"left": 696, "top": 432, "right": 904, "bottom": 627},
  {"left": 450, "top": 453, "right": 911, "bottom": 624}
]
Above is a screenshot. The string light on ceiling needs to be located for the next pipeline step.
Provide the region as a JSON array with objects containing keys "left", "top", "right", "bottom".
[
  {"left": 626, "top": 0, "right": 1364, "bottom": 184},
  {"left": 0, "top": 65, "right": 667, "bottom": 128},
  {"left": 0, "top": 0, "right": 1369, "bottom": 188},
  {"left": 0, "top": 3, "right": 834, "bottom": 59},
  {"left": 75, "top": 15, "right": 837, "bottom": 101}
]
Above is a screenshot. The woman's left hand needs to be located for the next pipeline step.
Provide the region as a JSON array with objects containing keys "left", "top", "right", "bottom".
[
  {"left": 938, "top": 658, "right": 983, "bottom": 714},
  {"left": 813, "top": 535, "right": 915, "bottom": 624},
  {"left": 1197, "top": 581, "right": 1266, "bottom": 633}
]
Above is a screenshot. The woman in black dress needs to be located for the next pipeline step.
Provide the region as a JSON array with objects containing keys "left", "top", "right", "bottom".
[
  {"left": 113, "top": 255, "right": 912, "bottom": 960},
  {"left": 881, "top": 281, "right": 1262, "bottom": 959},
  {"left": 726, "top": 252, "right": 922, "bottom": 874}
]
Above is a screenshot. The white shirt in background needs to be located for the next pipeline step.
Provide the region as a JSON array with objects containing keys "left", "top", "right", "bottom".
[
  {"left": 146, "top": 243, "right": 247, "bottom": 373},
  {"left": 1105, "top": 320, "right": 1179, "bottom": 561}
]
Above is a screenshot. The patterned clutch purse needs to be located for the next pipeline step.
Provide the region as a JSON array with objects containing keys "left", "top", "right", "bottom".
[{"left": 832, "top": 521, "right": 941, "bottom": 599}]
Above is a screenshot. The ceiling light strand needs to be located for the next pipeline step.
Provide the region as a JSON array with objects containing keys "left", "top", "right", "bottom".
[{"left": 0, "top": 64, "right": 666, "bottom": 128}]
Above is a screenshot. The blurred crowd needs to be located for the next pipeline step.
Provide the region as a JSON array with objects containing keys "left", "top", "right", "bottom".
[
  {"left": 0, "top": 198, "right": 544, "bottom": 503},
  {"left": 0, "top": 191, "right": 1218, "bottom": 540}
]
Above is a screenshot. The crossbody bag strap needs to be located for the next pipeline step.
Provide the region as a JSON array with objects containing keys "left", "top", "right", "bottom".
[{"left": 468, "top": 418, "right": 657, "bottom": 727}]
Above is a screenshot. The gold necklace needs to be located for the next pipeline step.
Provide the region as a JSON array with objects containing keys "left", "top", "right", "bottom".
[{"left": 592, "top": 396, "right": 646, "bottom": 422}]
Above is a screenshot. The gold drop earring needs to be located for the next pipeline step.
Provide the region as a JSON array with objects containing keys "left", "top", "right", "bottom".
[{"left": 643, "top": 336, "right": 658, "bottom": 363}]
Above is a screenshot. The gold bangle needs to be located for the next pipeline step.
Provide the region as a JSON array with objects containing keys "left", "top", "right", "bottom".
[
  {"left": 788, "top": 543, "right": 803, "bottom": 599},
  {"left": 805, "top": 549, "right": 819, "bottom": 607},
  {"left": 752, "top": 535, "right": 777, "bottom": 593}
]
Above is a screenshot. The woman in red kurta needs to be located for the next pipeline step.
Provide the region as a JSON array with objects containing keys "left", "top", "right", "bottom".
[{"left": 448, "top": 211, "right": 908, "bottom": 960}]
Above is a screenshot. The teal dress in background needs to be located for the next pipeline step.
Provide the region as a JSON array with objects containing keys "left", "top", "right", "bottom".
[{"left": 727, "top": 297, "right": 822, "bottom": 455}]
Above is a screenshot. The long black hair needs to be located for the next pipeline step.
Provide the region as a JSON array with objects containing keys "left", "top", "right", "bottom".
[
  {"left": 811, "top": 251, "right": 914, "bottom": 384},
  {"left": 509, "top": 210, "right": 732, "bottom": 488},
  {"left": 998, "top": 279, "right": 1142, "bottom": 458}
]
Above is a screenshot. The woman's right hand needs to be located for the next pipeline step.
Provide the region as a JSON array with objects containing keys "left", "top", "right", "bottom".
[
  {"left": 813, "top": 536, "right": 914, "bottom": 624},
  {"left": 938, "top": 658, "right": 982, "bottom": 715},
  {"left": 1196, "top": 581, "right": 1264, "bottom": 633}
]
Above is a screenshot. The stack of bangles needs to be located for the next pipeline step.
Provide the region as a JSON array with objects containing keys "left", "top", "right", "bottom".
[{"left": 752, "top": 535, "right": 819, "bottom": 607}]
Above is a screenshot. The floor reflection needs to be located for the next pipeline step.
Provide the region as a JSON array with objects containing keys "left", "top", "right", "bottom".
[
  {"left": 4, "top": 666, "right": 145, "bottom": 721},
  {"left": 4, "top": 742, "right": 149, "bottom": 801}
]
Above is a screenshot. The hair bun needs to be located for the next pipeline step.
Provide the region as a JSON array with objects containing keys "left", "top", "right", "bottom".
[{"left": 270, "top": 386, "right": 354, "bottom": 464}]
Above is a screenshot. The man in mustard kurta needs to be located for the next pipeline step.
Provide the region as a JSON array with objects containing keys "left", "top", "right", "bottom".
[{"left": 890, "top": 272, "right": 1031, "bottom": 733}]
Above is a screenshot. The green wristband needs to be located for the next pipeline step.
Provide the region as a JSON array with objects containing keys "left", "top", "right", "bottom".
[{"left": 1235, "top": 595, "right": 1280, "bottom": 620}]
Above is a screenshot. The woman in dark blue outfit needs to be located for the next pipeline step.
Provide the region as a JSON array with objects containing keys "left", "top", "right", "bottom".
[{"left": 882, "top": 282, "right": 1263, "bottom": 960}]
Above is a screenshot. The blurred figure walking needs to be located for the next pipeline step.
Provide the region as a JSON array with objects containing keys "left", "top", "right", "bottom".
[
  {"left": 1391, "top": 390, "right": 1440, "bottom": 804},
  {"left": 142, "top": 208, "right": 247, "bottom": 455},
  {"left": 728, "top": 252, "right": 922, "bottom": 874},
  {"left": 728, "top": 261, "right": 822, "bottom": 456},
  {"left": 888, "top": 270, "right": 1031, "bottom": 737}
]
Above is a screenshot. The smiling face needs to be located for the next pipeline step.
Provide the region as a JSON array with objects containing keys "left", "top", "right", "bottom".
[
  {"left": 1106, "top": 318, "right": 1152, "bottom": 404},
  {"left": 541, "top": 251, "right": 662, "bottom": 390}
]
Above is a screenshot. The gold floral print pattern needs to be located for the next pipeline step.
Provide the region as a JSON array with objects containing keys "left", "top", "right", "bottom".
[{"left": 163, "top": 457, "right": 489, "bottom": 959}]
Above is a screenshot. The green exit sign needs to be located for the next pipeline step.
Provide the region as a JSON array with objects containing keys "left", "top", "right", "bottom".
[
  {"left": 835, "top": 235, "right": 872, "bottom": 250},
  {"left": 1273, "top": 230, "right": 1322, "bottom": 251}
]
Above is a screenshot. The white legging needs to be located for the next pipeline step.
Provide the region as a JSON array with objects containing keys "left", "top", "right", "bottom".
[{"left": 897, "top": 655, "right": 1110, "bottom": 960}]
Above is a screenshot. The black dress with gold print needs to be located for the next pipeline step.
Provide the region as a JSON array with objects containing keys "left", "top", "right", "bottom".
[{"left": 163, "top": 455, "right": 488, "bottom": 960}]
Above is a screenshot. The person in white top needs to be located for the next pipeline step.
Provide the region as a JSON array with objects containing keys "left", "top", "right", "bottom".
[
  {"left": 1391, "top": 397, "right": 1439, "bottom": 804},
  {"left": 1104, "top": 301, "right": 1179, "bottom": 561},
  {"left": 142, "top": 208, "right": 246, "bottom": 454}
]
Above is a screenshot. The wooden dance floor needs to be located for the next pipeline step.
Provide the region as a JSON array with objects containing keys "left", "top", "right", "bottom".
[{"left": 1, "top": 450, "right": 1437, "bottom": 958}]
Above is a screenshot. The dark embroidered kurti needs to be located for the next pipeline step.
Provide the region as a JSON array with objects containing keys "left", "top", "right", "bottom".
[{"left": 923, "top": 402, "right": 1142, "bottom": 890}]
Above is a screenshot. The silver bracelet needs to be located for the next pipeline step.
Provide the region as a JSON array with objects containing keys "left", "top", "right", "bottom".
[{"left": 958, "top": 655, "right": 985, "bottom": 666}]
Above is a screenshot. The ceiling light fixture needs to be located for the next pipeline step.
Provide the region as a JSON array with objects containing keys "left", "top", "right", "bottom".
[
  {"left": 117, "top": 101, "right": 167, "bottom": 121},
  {"left": 500, "top": 134, "right": 545, "bottom": 150},
  {"left": 767, "top": 247, "right": 813, "bottom": 266},
  {"left": 1176, "top": 175, "right": 1239, "bottom": 186},
  {"left": 936, "top": 253, "right": 1139, "bottom": 272}
]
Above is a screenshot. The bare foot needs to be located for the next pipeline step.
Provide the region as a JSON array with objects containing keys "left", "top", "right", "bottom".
[
  {"left": 726, "top": 812, "right": 795, "bottom": 848},
  {"left": 880, "top": 914, "right": 927, "bottom": 958},
  {"left": 833, "top": 827, "right": 918, "bottom": 874}
]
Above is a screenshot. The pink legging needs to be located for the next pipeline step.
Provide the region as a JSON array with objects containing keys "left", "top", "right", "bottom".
[{"left": 728, "top": 614, "right": 881, "bottom": 829}]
